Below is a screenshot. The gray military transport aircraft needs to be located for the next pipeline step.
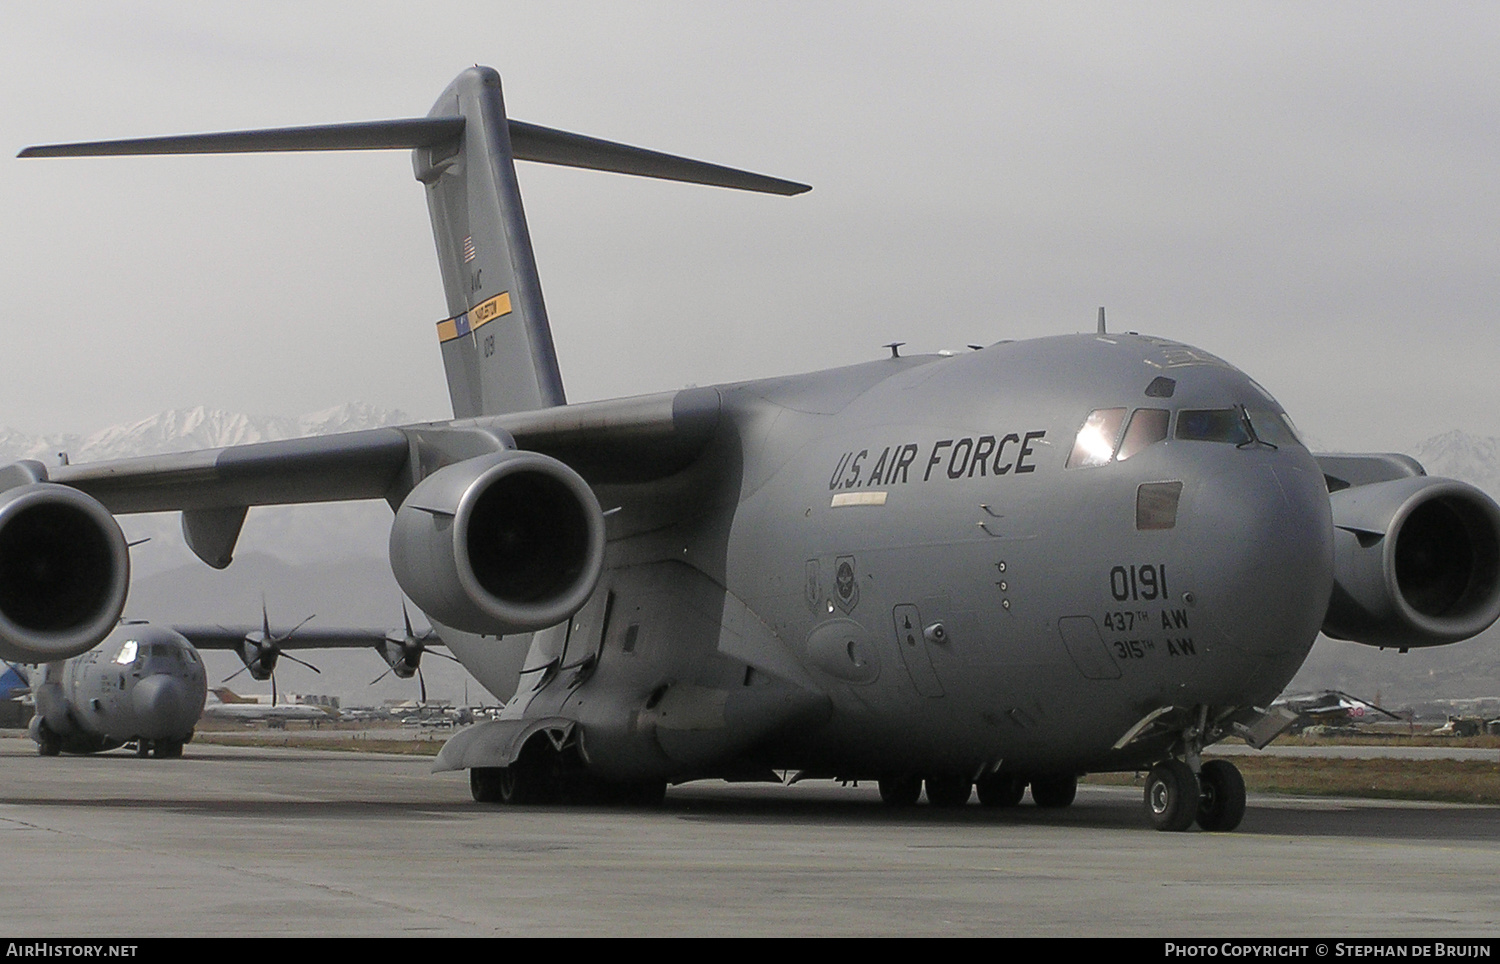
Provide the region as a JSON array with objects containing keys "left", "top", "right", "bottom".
[
  {"left": 24, "top": 621, "right": 207, "bottom": 758},
  {"left": 5, "top": 66, "right": 1499, "bottom": 831},
  {"left": 16, "top": 607, "right": 446, "bottom": 756}
]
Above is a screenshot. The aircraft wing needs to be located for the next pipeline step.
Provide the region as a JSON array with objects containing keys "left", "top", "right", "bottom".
[
  {"left": 3, "top": 386, "right": 719, "bottom": 573},
  {"left": 0, "top": 386, "right": 723, "bottom": 662},
  {"left": 173, "top": 627, "right": 399, "bottom": 651},
  {"left": 36, "top": 385, "right": 720, "bottom": 513}
]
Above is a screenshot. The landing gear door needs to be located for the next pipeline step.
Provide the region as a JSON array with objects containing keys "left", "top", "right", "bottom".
[
  {"left": 505, "top": 586, "right": 615, "bottom": 720},
  {"left": 560, "top": 588, "right": 613, "bottom": 687}
]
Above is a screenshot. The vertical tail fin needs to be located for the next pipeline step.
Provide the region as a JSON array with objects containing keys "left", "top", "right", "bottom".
[
  {"left": 416, "top": 67, "right": 565, "bottom": 418},
  {"left": 20, "top": 67, "right": 810, "bottom": 420}
]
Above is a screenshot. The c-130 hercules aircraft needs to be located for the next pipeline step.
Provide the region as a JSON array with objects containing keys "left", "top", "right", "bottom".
[{"left": 6, "top": 66, "right": 1499, "bottom": 831}]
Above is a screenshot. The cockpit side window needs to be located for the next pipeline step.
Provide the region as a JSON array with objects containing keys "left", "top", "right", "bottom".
[
  {"left": 1245, "top": 410, "right": 1303, "bottom": 449},
  {"left": 1116, "top": 408, "right": 1169, "bottom": 461},
  {"left": 1067, "top": 408, "right": 1127, "bottom": 468}
]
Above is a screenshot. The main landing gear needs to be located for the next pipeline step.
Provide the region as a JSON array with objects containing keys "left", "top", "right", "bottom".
[
  {"left": 876, "top": 775, "right": 975, "bottom": 808},
  {"left": 469, "top": 738, "right": 667, "bottom": 807},
  {"left": 1144, "top": 758, "right": 1246, "bottom": 832},
  {"left": 34, "top": 723, "right": 61, "bottom": 757}
]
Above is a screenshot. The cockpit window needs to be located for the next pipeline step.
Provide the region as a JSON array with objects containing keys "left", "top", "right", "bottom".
[
  {"left": 1067, "top": 408, "right": 1127, "bottom": 468},
  {"left": 1175, "top": 409, "right": 1251, "bottom": 445},
  {"left": 1116, "top": 409, "right": 1169, "bottom": 461},
  {"left": 1176, "top": 407, "right": 1304, "bottom": 450},
  {"left": 1245, "top": 410, "right": 1303, "bottom": 449}
]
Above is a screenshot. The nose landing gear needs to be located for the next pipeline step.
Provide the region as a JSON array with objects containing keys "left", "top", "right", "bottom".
[
  {"left": 1194, "top": 759, "right": 1247, "bottom": 832},
  {"left": 1143, "top": 757, "right": 1246, "bottom": 832}
]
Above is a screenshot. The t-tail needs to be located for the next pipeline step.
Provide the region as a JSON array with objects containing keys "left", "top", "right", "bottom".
[{"left": 20, "top": 66, "right": 809, "bottom": 419}]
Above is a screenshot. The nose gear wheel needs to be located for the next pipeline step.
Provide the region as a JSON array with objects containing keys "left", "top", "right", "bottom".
[{"left": 1145, "top": 759, "right": 1199, "bottom": 832}]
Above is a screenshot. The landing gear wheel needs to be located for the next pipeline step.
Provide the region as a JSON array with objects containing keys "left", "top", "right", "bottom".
[
  {"left": 878, "top": 776, "right": 922, "bottom": 807},
  {"left": 923, "top": 776, "right": 973, "bottom": 807},
  {"left": 1030, "top": 773, "right": 1078, "bottom": 809},
  {"left": 497, "top": 765, "right": 526, "bottom": 804},
  {"left": 36, "top": 727, "right": 61, "bottom": 757},
  {"left": 1145, "top": 760, "right": 1199, "bottom": 832},
  {"left": 1195, "top": 760, "right": 1246, "bottom": 832},
  {"left": 491, "top": 739, "right": 563, "bottom": 804},
  {"left": 976, "top": 773, "right": 1027, "bottom": 808},
  {"left": 470, "top": 767, "right": 503, "bottom": 803}
]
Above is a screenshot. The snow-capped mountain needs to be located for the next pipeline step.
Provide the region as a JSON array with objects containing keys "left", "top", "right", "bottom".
[
  {"left": 1410, "top": 430, "right": 1500, "bottom": 498},
  {"left": 0, "top": 402, "right": 411, "bottom": 466},
  {"left": 0, "top": 404, "right": 414, "bottom": 578}
]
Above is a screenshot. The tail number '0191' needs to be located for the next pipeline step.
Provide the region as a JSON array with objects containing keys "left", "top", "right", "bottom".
[{"left": 1109, "top": 564, "right": 1167, "bottom": 602}]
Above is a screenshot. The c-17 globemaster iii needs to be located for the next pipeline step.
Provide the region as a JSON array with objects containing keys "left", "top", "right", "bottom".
[{"left": 4, "top": 66, "right": 1498, "bottom": 831}]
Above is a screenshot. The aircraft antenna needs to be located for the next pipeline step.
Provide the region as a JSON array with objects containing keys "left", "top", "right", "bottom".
[{"left": 1097, "top": 307, "right": 1107, "bottom": 334}]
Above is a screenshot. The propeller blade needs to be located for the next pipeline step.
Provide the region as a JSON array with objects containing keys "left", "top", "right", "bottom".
[
  {"left": 280, "top": 652, "right": 322, "bottom": 674},
  {"left": 280, "top": 614, "right": 317, "bottom": 642}
]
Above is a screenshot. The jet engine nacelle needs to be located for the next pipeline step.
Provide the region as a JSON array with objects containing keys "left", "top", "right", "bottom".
[
  {"left": 389, "top": 451, "right": 606, "bottom": 635},
  {"left": 1324, "top": 476, "right": 1500, "bottom": 648},
  {"left": 0, "top": 483, "right": 130, "bottom": 663}
]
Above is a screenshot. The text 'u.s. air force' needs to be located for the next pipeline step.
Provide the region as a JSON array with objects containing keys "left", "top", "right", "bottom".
[{"left": 829, "top": 432, "right": 1047, "bottom": 491}]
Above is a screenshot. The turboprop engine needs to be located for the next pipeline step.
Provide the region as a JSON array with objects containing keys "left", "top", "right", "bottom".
[
  {"left": 1323, "top": 476, "right": 1500, "bottom": 648},
  {"left": 0, "top": 482, "right": 130, "bottom": 663},
  {"left": 389, "top": 450, "right": 606, "bottom": 635}
]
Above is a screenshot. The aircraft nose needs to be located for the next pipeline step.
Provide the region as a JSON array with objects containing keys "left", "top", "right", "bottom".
[
  {"left": 1186, "top": 456, "right": 1333, "bottom": 697},
  {"left": 131, "top": 673, "right": 203, "bottom": 737}
]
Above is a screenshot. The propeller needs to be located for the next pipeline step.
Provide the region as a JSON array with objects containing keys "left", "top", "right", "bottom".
[
  {"left": 221, "top": 597, "right": 321, "bottom": 706},
  {"left": 369, "top": 602, "right": 454, "bottom": 703}
]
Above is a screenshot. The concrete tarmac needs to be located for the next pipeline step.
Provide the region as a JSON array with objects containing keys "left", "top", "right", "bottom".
[{"left": 0, "top": 736, "right": 1496, "bottom": 937}]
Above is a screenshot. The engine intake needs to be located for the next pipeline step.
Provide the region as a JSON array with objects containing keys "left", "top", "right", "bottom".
[
  {"left": 1324, "top": 476, "right": 1500, "bottom": 647},
  {"left": 0, "top": 483, "right": 129, "bottom": 663},
  {"left": 389, "top": 451, "right": 606, "bottom": 635}
]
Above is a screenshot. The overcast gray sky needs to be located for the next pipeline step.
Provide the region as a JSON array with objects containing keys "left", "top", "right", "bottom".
[{"left": 2, "top": 2, "right": 1497, "bottom": 451}]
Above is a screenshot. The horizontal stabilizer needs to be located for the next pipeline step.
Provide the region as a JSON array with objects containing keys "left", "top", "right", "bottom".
[
  {"left": 21, "top": 117, "right": 809, "bottom": 195},
  {"left": 18, "top": 118, "right": 466, "bottom": 156},
  {"left": 508, "top": 121, "right": 809, "bottom": 195}
]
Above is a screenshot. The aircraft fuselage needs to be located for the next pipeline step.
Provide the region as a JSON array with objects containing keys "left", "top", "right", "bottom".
[
  {"left": 31, "top": 623, "right": 206, "bottom": 757},
  {"left": 449, "top": 332, "right": 1334, "bottom": 782}
]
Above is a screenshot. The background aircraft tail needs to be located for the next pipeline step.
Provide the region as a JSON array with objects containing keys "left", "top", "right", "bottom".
[{"left": 21, "top": 66, "right": 808, "bottom": 418}]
